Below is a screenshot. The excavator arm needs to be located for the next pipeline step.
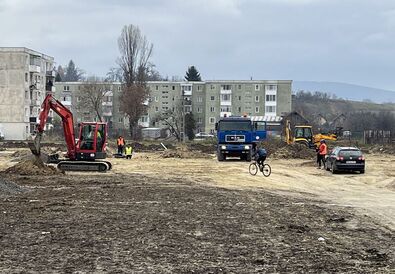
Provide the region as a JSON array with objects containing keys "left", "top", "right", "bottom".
[{"left": 30, "top": 94, "right": 76, "bottom": 160}]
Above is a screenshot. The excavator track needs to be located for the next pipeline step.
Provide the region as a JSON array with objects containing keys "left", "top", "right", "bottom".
[{"left": 57, "top": 160, "right": 112, "bottom": 172}]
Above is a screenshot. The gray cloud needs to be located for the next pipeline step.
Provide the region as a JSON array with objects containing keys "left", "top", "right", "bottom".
[{"left": 1, "top": 0, "right": 395, "bottom": 90}]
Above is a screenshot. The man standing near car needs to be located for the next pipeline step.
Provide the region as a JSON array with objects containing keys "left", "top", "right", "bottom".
[{"left": 317, "top": 139, "right": 327, "bottom": 169}]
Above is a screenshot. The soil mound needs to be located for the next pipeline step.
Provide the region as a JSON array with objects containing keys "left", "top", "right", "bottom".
[
  {"left": 0, "top": 178, "right": 25, "bottom": 196},
  {"left": 271, "top": 143, "right": 316, "bottom": 159},
  {"left": 3, "top": 158, "right": 62, "bottom": 176}
]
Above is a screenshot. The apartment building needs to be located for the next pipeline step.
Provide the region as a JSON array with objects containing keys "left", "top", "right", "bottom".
[
  {"left": 54, "top": 80, "right": 292, "bottom": 136},
  {"left": 0, "top": 47, "right": 55, "bottom": 140}
]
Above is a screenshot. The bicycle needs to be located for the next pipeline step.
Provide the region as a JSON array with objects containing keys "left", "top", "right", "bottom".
[{"left": 249, "top": 161, "right": 271, "bottom": 177}]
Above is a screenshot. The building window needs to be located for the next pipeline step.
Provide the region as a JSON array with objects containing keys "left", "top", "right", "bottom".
[
  {"left": 162, "top": 107, "right": 169, "bottom": 110},
  {"left": 266, "top": 94, "right": 276, "bottom": 101},
  {"left": 266, "top": 85, "right": 277, "bottom": 91},
  {"left": 255, "top": 106, "right": 260, "bottom": 113},
  {"left": 155, "top": 85, "right": 158, "bottom": 90},
  {"left": 238, "top": 96, "right": 241, "bottom": 101},
  {"left": 221, "top": 94, "right": 231, "bottom": 101},
  {"left": 265, "top": 106, "right": 276, "bottom": 113},
  {"left": 210, "top": 96, "right": 215, "bottom": 101},
  {"left": 255, "top": 84, "right": 260, "bottom": 91},
  {"left": 162, "top": 91, "right": 168, "bottom": 94},
  {"left": 197, "top": 96, "right": 203, "bottom": 102},
  {"left": 118, "top": 86, "right": 121, "bottom": 91},
  {"left": 255, "top": 95, "right": 259, "bottom": 102},
  {"left": 118, "top": 117, "right": 123, "bottom": 123},
  {"left": 162, "top": 102, "right": 168, "bottom": 105},
  {"left": 211, "top": 85, "right": 215, "bottom": 90},
  {"left": 154, "top": 96, "right": 158, "bottom": 102},
  {"left": 25, "top": 73, "right": 28, "bottom": 82},
  {"left": 196, "top": 107, "right": 202, "bottom": 113},
  {"left": 209, "top": 117, "right": 215, "bottom": 124},
  {"left": 220, "top": 106, "right": 231, "bottom": 112},
  {"left": 238, "top": 106, "right": 241, "bottom": 112},
  {"left": 197, "top": 117, "right": 203, "bottom": 124},
  {"left": 172, "top": 86, "right": 175, "bottom": 90},
  {"left": 238, "top": 84, "right": 241, "bottom": 89},
  {"left": 210, "top": 106, "right": 215, "bottom": 112},
  {"left": 198, "top": 85, "right": 202, "bottom": 91},
  {"left": 63, "top": 85, "right": 70, "bottom": 91},
  {"left": 76, "top": 96, "right": 81, "bottom": 102},
  {"left": 155, "top": 106, "right": 159, "bottom": 112},
  {"left": 220, "top": 85, "right": 231, "bottom": 90},
  {"left": 162, "top": 95, "right": 169, "bottom": 99}
]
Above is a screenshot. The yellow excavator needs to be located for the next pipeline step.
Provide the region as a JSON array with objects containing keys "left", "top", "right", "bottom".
[{"left": 285, "top": 120, "right": 337, "bottom": 149}]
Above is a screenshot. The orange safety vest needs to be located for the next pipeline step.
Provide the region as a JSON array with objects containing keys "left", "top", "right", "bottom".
[
  {"left": 319, "top": 143, "right": 327, "bottom": 155},
  {"left": 117, "top": 137, "right": 124, "bottom": 146}
]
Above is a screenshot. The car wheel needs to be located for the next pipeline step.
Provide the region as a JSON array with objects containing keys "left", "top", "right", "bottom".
[
  {"left": 331, "top": 163, "right": 337, "bottom": 174},
  {"left": 325, "top": 160, "right": 330, "bottom": 171},
  {"left": 360, "top": 169, "right": 365, "bottom": 174}
]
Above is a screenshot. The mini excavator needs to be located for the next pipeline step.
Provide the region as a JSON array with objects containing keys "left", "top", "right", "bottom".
[{"left": 29, "top": 94, "right": 112, "bottom": 172}]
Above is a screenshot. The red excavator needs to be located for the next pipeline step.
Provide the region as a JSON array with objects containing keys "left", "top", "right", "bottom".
[{"left": 29, "top": 93, "right": 112, "bottom": 172}]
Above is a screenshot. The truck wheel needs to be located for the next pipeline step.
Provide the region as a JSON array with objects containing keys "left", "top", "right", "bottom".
[
  {"left": 246, "top": 153, "right": 252, "bottom": 162},
  {"left": 217, "top": 152, "right": 225, "bottom": 161}
]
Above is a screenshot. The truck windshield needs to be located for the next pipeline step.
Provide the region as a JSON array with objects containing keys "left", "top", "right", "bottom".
[{"left": 219, "top": 121, "right": 252, "bottom": 131}]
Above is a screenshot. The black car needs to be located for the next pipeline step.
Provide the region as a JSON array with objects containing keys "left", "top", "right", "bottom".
[{"left": 325, "top": 147, "right": 365, "bottom": 174}]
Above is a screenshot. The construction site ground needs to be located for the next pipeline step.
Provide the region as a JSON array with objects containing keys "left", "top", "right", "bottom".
[{"left": 0, "top": 146, "right": 394, "bottom": 273}]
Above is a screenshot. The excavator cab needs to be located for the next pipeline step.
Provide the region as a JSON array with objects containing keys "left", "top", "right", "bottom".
[
  {"left": 293, "top": 126, "right": 314, "bottom": 148},
  {"left": 76, "top": 122, "right": 107, "bottom": 161}
]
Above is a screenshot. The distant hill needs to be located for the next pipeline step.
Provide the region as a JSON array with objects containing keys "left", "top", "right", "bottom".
[{"left": 293, "top": 81, "right": 395, "bottom": 103}]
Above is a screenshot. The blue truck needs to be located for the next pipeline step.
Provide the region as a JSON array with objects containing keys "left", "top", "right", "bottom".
[{"left": 215, "top": 116, "right": 267, "bottom": 161}]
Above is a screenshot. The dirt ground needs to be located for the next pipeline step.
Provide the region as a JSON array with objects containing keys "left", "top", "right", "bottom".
[{"left": 0, "top": 147, "right": 394, "bottom": 273}]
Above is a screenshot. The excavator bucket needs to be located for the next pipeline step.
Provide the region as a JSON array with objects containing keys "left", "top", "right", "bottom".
[{"left": 29, "top": 132, "right": 42, "bottom": 156}]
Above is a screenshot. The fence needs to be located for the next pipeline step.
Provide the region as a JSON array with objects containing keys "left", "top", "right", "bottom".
[{"left": 363, "top": 130, "right": 392, "bottom": 145}]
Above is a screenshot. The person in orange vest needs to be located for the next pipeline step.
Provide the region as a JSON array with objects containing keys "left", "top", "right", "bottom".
[
  {"left": 317, "top": 139, "right": 327, "bottom": 169},
  {"left": 117, "top": 136, "right": 125, "bottom": 154}
]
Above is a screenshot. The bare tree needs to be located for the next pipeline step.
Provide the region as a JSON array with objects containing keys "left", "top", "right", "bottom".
[
  {"left": 117, "top": 24, "right": 154, "bottom": 138},
  {"left": 77, "top": 79, "right": 111, "bottom": 122},
  {"left": 154, "top": 108, "right": 183, "bottom": 141}
]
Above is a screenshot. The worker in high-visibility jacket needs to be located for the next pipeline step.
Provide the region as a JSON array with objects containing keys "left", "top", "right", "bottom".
[
  {"left": 117, "top": 136, "right": 125, "bottom": 154},
  {"left": 125, "top": 144, "right": 133, "bottom": 159}
]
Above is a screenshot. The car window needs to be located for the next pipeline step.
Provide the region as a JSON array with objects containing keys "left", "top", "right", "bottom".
[{"left": 339, "top": 150, "right": 362, "bottom": 157}]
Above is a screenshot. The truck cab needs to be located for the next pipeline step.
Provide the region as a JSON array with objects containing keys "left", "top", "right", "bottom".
[{"left": 215, "top": 116, "right": 266, "bottom": 161}]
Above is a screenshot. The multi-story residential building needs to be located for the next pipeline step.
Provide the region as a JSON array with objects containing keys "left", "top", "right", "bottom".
[
  {"left": 54, "top": 80, "right": 292, "bottom": 137},
  {"left": 0, "top": 47, "right": 55, "bottom": 140}
]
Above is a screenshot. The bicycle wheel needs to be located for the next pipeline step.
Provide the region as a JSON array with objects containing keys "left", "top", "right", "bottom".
[
  {"left": 262, "top": 164, "right": 271, "bottom": 177},
  {"left": 249, "top": 163, "right": 258, "bottom": 176}
]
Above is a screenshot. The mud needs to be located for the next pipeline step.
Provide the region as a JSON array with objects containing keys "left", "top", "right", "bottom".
[
  {"left": 0, "top": 173, "right": 393, "bottom": 273},
  {"left": 2, "top": 157, "right": 62, "bottom": 176},
  {"left": 271, "top": 143, "right": 316, "bottom": 159}
]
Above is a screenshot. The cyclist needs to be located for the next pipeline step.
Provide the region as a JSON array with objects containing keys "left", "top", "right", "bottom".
[{"left": 253, "top": 145, "right": 267, "bottom": 167}]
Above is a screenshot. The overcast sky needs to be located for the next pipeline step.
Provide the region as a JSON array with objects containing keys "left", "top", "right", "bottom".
[{"left": 1, "top": 0, "right": 395, "bottom": 90}]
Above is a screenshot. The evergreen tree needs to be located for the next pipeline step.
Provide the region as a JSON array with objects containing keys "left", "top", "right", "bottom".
[
  {"left": 185, "top": 112, "right": 196, "bottom": 140},
  {"left": 55, "top": 65, "right": 64, "bottom": 82},
  {"left": 63, "top": 60, "right": 84, "bottom": 81},
  {"left": 184, "top": 66, "right": 202, "bottom": 81}
]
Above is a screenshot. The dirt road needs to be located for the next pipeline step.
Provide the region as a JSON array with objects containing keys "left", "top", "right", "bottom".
[
  {"left": 0, "top": 149, "right": 394, "bottom": 272},
  {"left": 113, "top": 152, "right": 395, "bottom": 230}
]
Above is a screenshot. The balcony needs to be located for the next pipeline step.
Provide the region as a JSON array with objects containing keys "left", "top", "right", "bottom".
[
  {"left": 103, "top": 111, "right": 113, "bottom": 117},
  {"left": 30, "top": 99, "right": 41, "bottom": 106},
  {"left": 61, "top": 100, "right": 72, "bottom": 106},
  {"left": 29, "top": 65, "right": 41, "bottom": 73},
  {"left": 220, "top": 89, "right": 232, "bottom": 95},
  {"left": 102, "top": 101, "right": 113, "bottom": 106},
  {"left": 46, "top": 71, "right": 56, "bottom": 78},
  {"left": 220, "top": 112, "right": 232, "bottom": 117},
  {"left": 220, "top": 100, "right": 232, "bottom": 106}
]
